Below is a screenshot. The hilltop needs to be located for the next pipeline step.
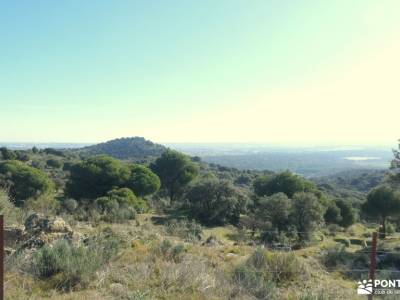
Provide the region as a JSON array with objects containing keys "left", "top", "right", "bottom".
[{"left": 76, "top": 137, "right": 167, "bottom": 161}]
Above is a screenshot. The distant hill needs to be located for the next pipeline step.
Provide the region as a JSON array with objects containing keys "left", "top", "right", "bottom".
[
  {"left": 77, "top": 137, "right": 167, "bottom": 160},
  {"left": 313, "top": 169, "right": 387, "bottom": 194}
]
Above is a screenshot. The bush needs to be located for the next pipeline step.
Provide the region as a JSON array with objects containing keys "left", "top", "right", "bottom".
[
  {"left": 154, "top": 240, "right": 186, "bottom": 262},
  {"left": 96, "top": 188, "right": 148, "bottom": 214},
  {"left": 184, "top": 178, "right": 248, "bottom": 226},
  {"left": 0, "top": 189, "right": 22, "bottom": 225},
  {"left": 46, "top": 159, "right": 63, "bottom": 169},
  {"left": 326, "top": 224, "right": 342, "bottom": 235},
  {"left": 321, "top": 246, "right": 349, "bottom": 268},
  {"left": 0, "top": 160, "right": 54, "bottom": 206},
  {"left": 66, "top": 155, "right": 129, "bottom": 200},
  {"left": 165, "top": 218, "right": 202, "bottom": 242},
  {"left": 233, "top": 264, "right": 277, "bottom": 299},
  {"left": 32, "top": 235, "right": 119, "bottom": 290},
  {"left": 23, "top": 194, "right": 60, "bottom": 215},
  {"left": 386, "top": 222, "right": 396, "bottom": 235},
  {"left": 63, "top": 198, "right": 78, "bottom": 212},
  {"left": 235, "top": 247, "right": 305, "bottom": 296}
]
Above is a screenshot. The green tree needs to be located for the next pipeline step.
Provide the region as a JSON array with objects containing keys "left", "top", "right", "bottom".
[
  {"left": 0, "top": 160, "right": 54, "bottom": 206},
  {"left": 253, "top": 171, "right": 315, "bottom": 198},
  {"left": 324, "top": 202, "right": 342, "bottom": 225},
  {"left": 46, "top": 159, "right": 63, "bottom": 169},
  {"left": 362, "top": 185, "right": 400, "bottom": 238},
  {"left": 0, "top": 147, "right": 16, "bottom": 160},
  {"left": 256, "top": 193, "right": 291, "bottom": 232},
  {"left": 253, "top": 175, "right": 272, "bottom": 196},
  {"left": 66, "top": 155, "right": 129, "bottom": 200},
  {"left": 151, "top": 150, "right": 198, "bottom": 201},
  {"left": 125, "top": 164, "right": 160, "bottom": 196},
  {"left": 185, "top": 178, "right": 248, "bottom": 225},
  {"left": 291, "top": 192, "right": 324, "bottom": 241},
  {"left": 335, "top": 199, "right": 356, "bottom": 227}
]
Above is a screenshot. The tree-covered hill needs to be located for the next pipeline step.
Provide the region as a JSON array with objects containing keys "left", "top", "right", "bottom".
[
  {"left": 76, "top": 137, "right": 167, "bottom": 161},
  {"left": 313, "top": 169, "right": 386, "bottom": 194}
]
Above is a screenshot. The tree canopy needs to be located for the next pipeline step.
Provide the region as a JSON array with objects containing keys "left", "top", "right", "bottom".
[
  {"left": 362, "top": 185, "right": 400, "bottom": 238},
  {"left": 126, "top": 164, "right": 160, "bottom": 196},
  {"left": 185, "top": 178, "right": 248, "bottom": 225},
  {"left": 151, "top": 150, "right": 199, "bottom": 201},
  {"left": 66, "top": 155, "right": 129, "bottom": 200},
  {"left": 253, "top": 171, "right": 316, "bottom": 198},
  {"left": 0, "top": 160, "right": 54, "bottom": 206},
  {"left": 66, "top": 155, "right": 159, "bottom": 200}
]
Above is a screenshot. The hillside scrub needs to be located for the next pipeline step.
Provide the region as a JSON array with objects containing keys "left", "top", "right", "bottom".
[{"left": 0, "top": 160, "right": 54, "bottom": 206}]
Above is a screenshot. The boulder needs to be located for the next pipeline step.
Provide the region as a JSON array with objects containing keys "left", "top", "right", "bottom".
[
  {"left": 18, "top": 213, "right": 82, "bottom": 251},
  {"left": 24, "top": 213, "right": 72, "bottom": 234}
]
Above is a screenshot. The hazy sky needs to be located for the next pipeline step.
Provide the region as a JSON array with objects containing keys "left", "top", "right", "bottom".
[{"left": 1, "top": 1, "right": 399, "bottom": 144}]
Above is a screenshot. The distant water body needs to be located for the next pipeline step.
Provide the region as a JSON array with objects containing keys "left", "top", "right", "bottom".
[{"left": 344, "top": 156, "right": 381, "bottom": 161}]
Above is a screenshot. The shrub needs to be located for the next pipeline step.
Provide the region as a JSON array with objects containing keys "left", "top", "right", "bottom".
[
  {"left": 0, "top": 160, "right": 54, "bottom": 206},
  {"left": 63, "top": 198, "right": 78, "bottom": 212},
  {"left": 233, "top": 263, "right": 278, "bottom": 299},
  {"left": 170, "top": 244, "right": 186, "bottom": 262},
  {"left": 235, "top": 247, "right": 305, "bottom": 297},
  {"left": 32, "top": 235, "right": 119, "bottom": 290},
  {"left": 46, "top": 159, "right": 63, "bottom": 169},
  {"left": 326, "top": 224, "right": 342, "bottom": 235},
  {"left": 23, "top": 194, "right": 60, "bottom": 215},
  {"left": 165, "top": 218, "right": 202, "bottom": 242},
  {"left": 96, "top": 188, "right": 148, "bottom": 214},
  {"left": 386, "top": 222, "right": 396, "bottom": 235},
  {"left": 263, "top": 251, "right": 304, "bottom": 283},
  {"left": 154, "top": 240, "right": 186, "bottom": 262},
  {"left": 0, "top": 189, "right": 22, "bottom": 225},
  {"left": 321, "top": 246, "right": 349, "bottom": 268},
  {"left": 184, "top": 178, "right": 248, "bottom": 226},
  {"left": 66, "top": 155, "right": 129, "bottom": 200}
]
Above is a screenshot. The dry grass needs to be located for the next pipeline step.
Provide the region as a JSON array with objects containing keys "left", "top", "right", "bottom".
[{"left": 5, "top": 213, "right": 377, "bottom": 300}]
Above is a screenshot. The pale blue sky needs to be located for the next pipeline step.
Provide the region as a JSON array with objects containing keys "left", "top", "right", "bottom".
[{"left": 1, "top": 1, "right": 399, "bottom": 144}]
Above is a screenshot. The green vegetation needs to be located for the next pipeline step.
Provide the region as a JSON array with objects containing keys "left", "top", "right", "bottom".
[
  {"left": 2, "top": 138, "right": 400, "bottom": 299},
  {"left": 253, "top": 171, "right": 316, "bottom": 198},
  {"left": 126, "top": 164, "right": 160, "bottom": 196},
  {"left": 362, "top": 185, "right": 400, "bottom": 238},
  {"left": 32, "top": 233, "right": 120, "bottom": 290},
  {"left": 77, "top": 137, "right": 166, "bottom": 160},
  {"left": 66, "top": 155, "right": 130, "bottom": 200},
  {"left": 0, "top": 160, "right": 54, "bottom": 206},
  {"left": 151, "top": 149, "right": 199, "bottom": 201},
  {"left": 184, "top": 178, "right": 248, "bottom": 225}
]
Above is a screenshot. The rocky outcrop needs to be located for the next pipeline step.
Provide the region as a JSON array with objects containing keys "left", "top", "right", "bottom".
[{"left": 5, "top": 213, "right": 84, "bottom": 253}]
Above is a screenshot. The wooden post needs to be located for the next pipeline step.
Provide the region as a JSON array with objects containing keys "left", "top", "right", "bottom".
[
  {"left": 368, "top": 232, "right": 378, "bottom": 300},
  {"left": 0, "top": 215, "right": 3, "bottom": 300}
]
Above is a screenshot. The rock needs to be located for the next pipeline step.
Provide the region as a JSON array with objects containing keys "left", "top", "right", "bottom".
[
  {"left": 5, "top": 225, "right": 25, "bottom": 248},
  {"left": 19, "top": 213, "right": 81, "bottom": 250},
  {"left": 24, "top": 213, "right": 45, "bottom": 232},
  {"left": 25, "top": 213, "right": 72, "bottom": 234}
]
